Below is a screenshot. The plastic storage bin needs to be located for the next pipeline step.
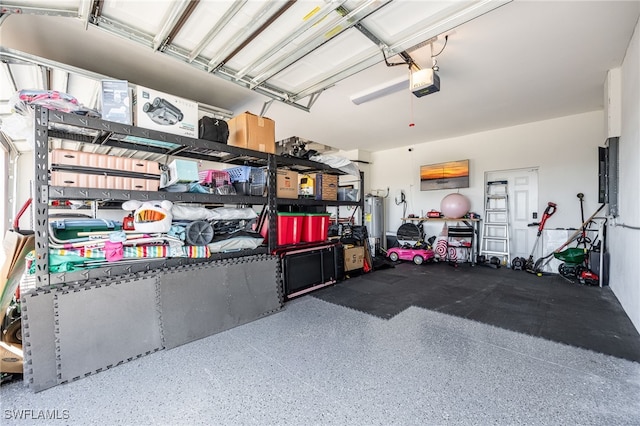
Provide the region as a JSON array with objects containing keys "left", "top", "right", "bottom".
[
  {"left": 198, "top": 169, "right": 235, "bottom": 195},
  {"left": 198, "top": 169, "right": 231, "bottom": 187},
  {"left": 301, "top": 213, "right": 331, "bottom": 243},
  {"left": 337, "top": 188, "right": 359, "bottom": 201},
  {"left": 227, "top": 166, "right": 266, "bottom": 196},
  {"left": 226, "top": 166, "right": 262, "bottom": 183},
  {"left": 277, "top": 213, "right": 304, "bottom": 245}
]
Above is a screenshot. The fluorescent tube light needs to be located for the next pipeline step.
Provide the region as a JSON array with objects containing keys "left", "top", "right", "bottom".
[{"left": 349, "top": 75, "right": 409, "bottom": 105}]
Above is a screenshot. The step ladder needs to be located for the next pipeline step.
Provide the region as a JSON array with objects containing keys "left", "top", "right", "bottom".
[{"left": 480, "top": 180, "right": 511, "bottom": 266}]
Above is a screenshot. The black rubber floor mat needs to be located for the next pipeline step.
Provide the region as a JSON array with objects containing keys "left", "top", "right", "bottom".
[{"left": 312, "top": 262, "right": 640, "bottom": 362}]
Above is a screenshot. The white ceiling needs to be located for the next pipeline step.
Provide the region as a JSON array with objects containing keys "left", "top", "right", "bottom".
[{"left": 0, "top": 0, "right": 638, "bottom": 153}]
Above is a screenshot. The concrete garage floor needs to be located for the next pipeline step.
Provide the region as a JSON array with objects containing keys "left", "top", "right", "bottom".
[{"left": 1, "top": 264, "right": 639, "bottom": 425}]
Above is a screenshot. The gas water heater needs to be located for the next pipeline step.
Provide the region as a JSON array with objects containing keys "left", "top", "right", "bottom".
[{"left": 364, "top": 195, "right": 385, "bottom": 254}]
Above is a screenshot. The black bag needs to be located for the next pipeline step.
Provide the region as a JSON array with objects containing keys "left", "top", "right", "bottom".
[{"left": 198, "top": 116, "right": 229, "bottom": 144}]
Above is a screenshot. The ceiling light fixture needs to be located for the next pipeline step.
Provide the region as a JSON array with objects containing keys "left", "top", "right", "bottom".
[{"left": 349, "top": 75, "right": 409, "bottom": 105}]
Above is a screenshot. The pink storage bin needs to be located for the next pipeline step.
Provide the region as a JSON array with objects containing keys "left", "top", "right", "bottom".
[
  {"left": 50, "top": 149, "right": 160, "bottom": 175},
  {"left": 51, "top": 171, "right": 159, "bottom": 191}
]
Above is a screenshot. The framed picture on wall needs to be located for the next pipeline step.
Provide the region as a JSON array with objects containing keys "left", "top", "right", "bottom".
[{"left": 420, "top": 159, "right": 470, "bottom": 191}]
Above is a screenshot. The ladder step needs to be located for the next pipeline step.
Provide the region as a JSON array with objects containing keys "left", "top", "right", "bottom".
[
  {"left": 487, "top": 195, "right": 508, "bottom": 199},
  {"left": 484, "top": 223, "right": 508, "bottom": 226},
  {"left": 480, "top": 250, "right": 509, "bottom": 256},
  {"left": 485, "top": 208, "right": 507, "bottom": 212},
  {"left": 482, "top": 236, "right": 508, "bottom": 241}
]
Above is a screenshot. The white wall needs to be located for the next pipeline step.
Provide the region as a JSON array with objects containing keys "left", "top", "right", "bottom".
[
  {"left": 370, "top": 111, "right": 605, "bottom": 241},
  {"left": 609, "top": 19, "right": 640, "bottom": 332}
]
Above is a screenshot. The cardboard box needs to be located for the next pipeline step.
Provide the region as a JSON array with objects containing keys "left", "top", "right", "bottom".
[
  {"left": 101, "top": 80, "right": 132, "bottom": 125},
  {"left": 134, "top": 86, "right": 198, "bottom": 138},
  {"left": 277, "top": 169, "right": 299, "bottom": 199},
  {"left": 344, "top": 246, "right": 364, "bottom": 271},
  {"left": 227, "top": 112, "right": 275, "bottom": 153},
  {"left": 315, "top": 173, "right": 338, "bottom": 200}
]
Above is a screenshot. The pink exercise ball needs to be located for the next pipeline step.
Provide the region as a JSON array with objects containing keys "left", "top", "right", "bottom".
[{"left": 440, "top": 193, "right": 471, "bottom": 219}]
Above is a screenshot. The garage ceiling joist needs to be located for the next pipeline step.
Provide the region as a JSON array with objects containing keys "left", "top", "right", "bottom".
[{"left": 0, "top": 0, "right": 510, "bottom": 112}]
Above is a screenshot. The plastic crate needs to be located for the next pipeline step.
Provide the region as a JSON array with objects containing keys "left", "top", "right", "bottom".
[
  {"left": 226, "top": 166, "right": 265, "bottom": 184},
  {"left": 199, "top": 169, "right": 231, "bottom": 188},
  {"left": 337, "top": 188, "right": 359, "bottom": 201},
  {"left": 301, "top": 213, "right": 331, "bottom": 243},
  {"left": 277, "top": 213, "right": 304, "bottom": 245},
  {"left": 233, "top": 181, "right": 265, "bottom": 196}
]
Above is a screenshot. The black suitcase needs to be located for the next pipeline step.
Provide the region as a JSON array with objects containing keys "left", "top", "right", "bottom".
[{"left": 198, "top": 116, "right": 229, "bottom": 143}]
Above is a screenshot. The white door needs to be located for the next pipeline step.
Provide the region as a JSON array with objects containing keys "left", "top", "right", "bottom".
[{"left": 485, "top": 168, "right": 539, "bottom": 263}]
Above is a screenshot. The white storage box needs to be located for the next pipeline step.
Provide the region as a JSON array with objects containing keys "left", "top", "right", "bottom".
[{"left": 134, "top": 86, "right": 198, "bottom": 138}]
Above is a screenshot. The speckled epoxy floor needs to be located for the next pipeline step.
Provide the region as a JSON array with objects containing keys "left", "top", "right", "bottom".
[{"left": 2, "top": 297, "right": 640, "bottom": 425}]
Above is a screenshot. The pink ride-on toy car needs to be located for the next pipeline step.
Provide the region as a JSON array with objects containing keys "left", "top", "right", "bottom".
[{"left": 386, "top": 247, "right": 435, "bottom": 265}]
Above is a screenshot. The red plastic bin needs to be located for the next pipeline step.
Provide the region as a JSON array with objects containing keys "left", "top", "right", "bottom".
[
  {"left": 301, "top": 213, "right": 331, "bottom": 243},
  {"left": 277, "top": 213, "right": 304, "bottom": 245}
]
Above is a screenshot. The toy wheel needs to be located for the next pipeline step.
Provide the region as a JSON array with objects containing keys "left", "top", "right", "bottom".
[
  {"left": 2, "top": 319, "right": 21, "bottom": 345},
  {"left": 177, "top": 113, "right": 184, "bottom": 122},
  {"left": 184, "top": 221, "right": 214, "bottom": 246},
  {"left": 152, "top": 97, "right": 162, "bottom": 108},
  {"left": 143, "top": 102, "right": 152, "bottom": 112},
  {"left": 389, "top": 252, "right": 399, "bottom": 262},
  {"left": 413, "top": 255, "right": 424, "bottom": 265}
]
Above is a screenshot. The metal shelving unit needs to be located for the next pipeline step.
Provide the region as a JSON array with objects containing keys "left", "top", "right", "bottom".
[
  {"left": 21, "top": 106, "right": 364, "bottom": 392},
  {"left": 33, "top": 107, "right": 274, "bottom": 288},
  {"left": 32, "top": 106, "right": 364, "bottom": 286}
]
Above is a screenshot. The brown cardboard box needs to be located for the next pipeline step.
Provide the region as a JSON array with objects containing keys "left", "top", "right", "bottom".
[
  {"left": 277, "top": 169, "right": 299, "bottom": 199},
  {"left": 344, "top": 246, "right": 364, "bottom": 271},
  {"left": 315, "top": 173, "right": 338, "bottom": 200},
  {"left": 227, "top": 112, "right": 275, "bottom": 154}
]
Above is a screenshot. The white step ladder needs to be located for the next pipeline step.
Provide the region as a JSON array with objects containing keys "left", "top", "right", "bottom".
[{"left": 480, "top": 180, "right": 511, "bottom": 265}]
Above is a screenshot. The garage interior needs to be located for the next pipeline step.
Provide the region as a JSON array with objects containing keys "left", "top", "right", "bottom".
[{"left": 1, "top": 0, "right": 639, "bottom": 424}]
